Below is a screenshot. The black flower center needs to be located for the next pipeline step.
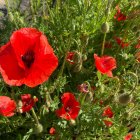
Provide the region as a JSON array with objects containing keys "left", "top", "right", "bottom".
[
  {"left": 65, "top": 107, "right": 71, "bottom": 112},
  {"left": 22, "top": 51, "right": 35, "bottom": 68}
]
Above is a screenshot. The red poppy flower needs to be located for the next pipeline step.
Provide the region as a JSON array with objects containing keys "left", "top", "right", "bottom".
[
  {"left": 0, "top": 96, "right": 16, "bottom": 117},
  {"left": 114, "top": 37, "right": 129, "bottom": 48},
  {"left": 124, "top": 133, "right": 132, "bottom": 140},
  {"left": 103, "top": 120, "right": 113, "bottom": 127},
  {"left": 94, "top": 54, "right": 116, "bottom": 77},
  {"left": 0, "top": 28, "right": 58, "bottom": 87},
  {"left": 56, "top": 92, "right": 80, "bottom": 120},
  {"left": 66, "top": 52, "right": 75, "bottom": 64},
  {"left": 21, "top": 94, "right": 38, "bottom": 112},
  {"left": 102, "top": 106, "right": 114, "bottom": 118},
  {"left": 49, "top": 127, "right": 56, "bottom": 135},
  {"left": 114, "top": 5, "right": 127, "bottom": 21}
]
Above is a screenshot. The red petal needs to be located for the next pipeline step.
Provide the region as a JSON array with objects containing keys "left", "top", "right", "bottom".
[
  {"left": 66, "top": 52, "right": 75, "bottom": 64},
  {"left": 61, "top": 92, "right": 76, "bottom": 106},
  {"left": 0, "top": 43, "right": 26, "bottom": 86},
  {"left": 22, "top": 34, "right": 58, "bottom": 87},
  {"left": 10, "top": 28, "right": 42, "bottom": 69},
  {"left": 21, "top": 94, "right": 35, "bottom": 112},
  {"left": 0, "top": 96, "right": 16, "bottom": 117},
  {"left": 56, "top": 107, "right": 70, "bottom": 120},
  {"left": 21, "top": 94, "right": 31, "bottom": 101},
  {"left": 106, "top": 71, "right": 113, "bottom": 77},
  {"left": 94, "top": 54, "right": 116, "bottom": 76},
  {"left": 23, "top": 53, "right": 58, "bottom": 87},
  {"left": 68, "top": 104, "right": 80, "bottom": 120},
  {"left": 56, "top": 92, "right": 80, "bottom": 120},
  {"left": 35, "top": 35, "right": 54, "bottom": 57},
  {"left": 124, "top": 133, "right": 132, "bottom": 140},
  {"left": 103, "top": 120, "right": 113, "bottom": 127},
  {"left": 102, "top": 106, "right": 114, "bottom": 118}
]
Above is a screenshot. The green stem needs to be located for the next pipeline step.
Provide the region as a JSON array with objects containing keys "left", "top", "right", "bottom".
[
  {"left": 101, "top": 33, "right": 107, "bottom": 55},
  {"left": 58, "top": 38, "right": 71, "bottom": 77},
  {"left": 101, "top": 0, "right": 113, "bottom": 56},
  {"left": 31, "top": 108, "right": 39, "bottom": 124}
]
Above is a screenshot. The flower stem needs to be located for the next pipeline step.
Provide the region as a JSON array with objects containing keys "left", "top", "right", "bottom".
[
  {"left": 101, "top": 33, "right": 107, "bottom": 56},
  {"left": 31, "top": 108, "right": 39, "bottom": 124},
  {"left": 58, "top": 37, "right": 71, "bottom": 77}
]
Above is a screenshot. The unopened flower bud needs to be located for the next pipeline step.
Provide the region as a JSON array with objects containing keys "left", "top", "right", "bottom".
[
  {"left": 101, "top": 22, "right": 109, "bottom": 33},
  {"left": 33, "top": 123, "right": 43, "bottom": 134},
  {"left": 118, "top": 93, "right": 132, "bottom": 105}
]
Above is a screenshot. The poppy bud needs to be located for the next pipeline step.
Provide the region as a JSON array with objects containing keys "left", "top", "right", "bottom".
[
  {"left": 33, "top": 123, "right": 43, "bottom": 134},
  {"left": 118, "top": 93, "right": 132, "bottom": 105},
  {"left": 101, "top": 22, "right": 109, "bottom": 33},
  {"left": 103, "top": 119, "right": 113, "bottom": 127}
]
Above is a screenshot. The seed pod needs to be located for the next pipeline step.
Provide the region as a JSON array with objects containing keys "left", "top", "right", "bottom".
[
  {"left": 118, "top": 93, "right": 132, "bottom": 105},
  {"left": 101, "top": 22, "right": 109, "bottom": 33},
  {"left": 33, "top": 123, "right": 43, "bottom": 134}
]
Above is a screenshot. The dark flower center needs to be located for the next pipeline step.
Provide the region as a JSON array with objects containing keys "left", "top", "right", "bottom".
[
  {"left": 65, "top": 107, "right": 71, "bottom": 112},
  {"left": 22, "top": 51, "right": 35, "bottom": 68}
]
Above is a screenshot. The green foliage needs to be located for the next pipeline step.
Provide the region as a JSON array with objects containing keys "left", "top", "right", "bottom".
[{"left": 0, "top": 0, "right": 140, "bottom": 139}]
